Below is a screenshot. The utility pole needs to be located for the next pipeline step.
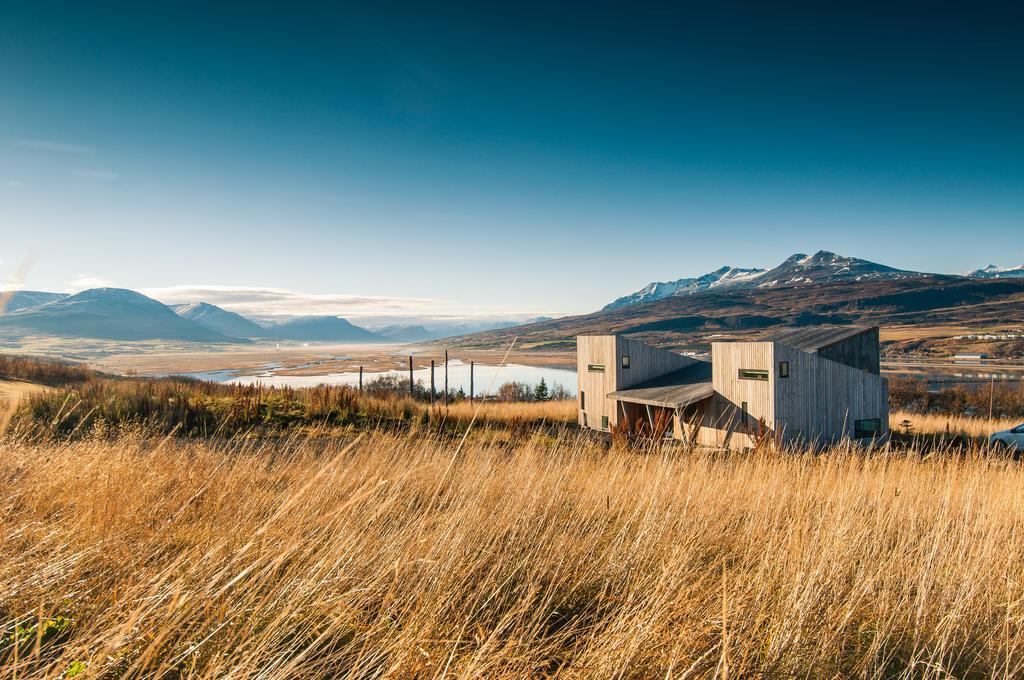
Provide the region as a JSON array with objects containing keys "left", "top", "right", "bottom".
[
  {"left": 358, "top": 366, "right": 363, "bottom": 392},
  {"left": 409, "top": 356, "right": 414, "bottom": 399},
  {"left": 444, "top": 350, "right": 449, "bottom": 406},
  {"left": 430, "top": 360, "right": 435, "bottom": 406},
  {"left": 470, "top": 361, "right": 474, "bottom": 404},
  {"left": 989, "top": 374, "right": 996, "bottom": 421}
]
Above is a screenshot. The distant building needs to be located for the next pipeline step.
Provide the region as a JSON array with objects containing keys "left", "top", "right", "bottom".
[
  {"left": 953, "top": 353, "right": 988, "bottom": 360},
  {"left": 577, "top": 326, "right": 888, "bottom": 449}
]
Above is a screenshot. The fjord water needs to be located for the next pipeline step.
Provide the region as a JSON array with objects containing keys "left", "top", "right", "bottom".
[{"left": 193, "top": 359, "right": 578, "bottom": 396}]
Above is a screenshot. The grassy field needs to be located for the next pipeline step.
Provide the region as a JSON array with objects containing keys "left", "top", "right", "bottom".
[
  {"left": 4, "top": 425, "right": 1024, "bottom": 678},
  {"left": 2, "top": 358, "right": 1024, "bottom": 676}
]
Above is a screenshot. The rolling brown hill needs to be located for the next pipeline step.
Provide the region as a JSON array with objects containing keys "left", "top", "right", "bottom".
[{"left": 451, "top": 276, "right": 1024, "bottom": 351}]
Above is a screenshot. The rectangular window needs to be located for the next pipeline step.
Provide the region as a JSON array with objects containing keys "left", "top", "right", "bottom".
[
  {"left": 854, "top": 418, "right": 882, "bottom": 439},
  {"left": 621, "top": 355, "right": 630, "bottom": 369},
  {"left": 738, "top": 369, "right": 769, "bottom": 381},
  {"left": 580, "top": 391, "right": 585, "bottom": 410},
  {"left": 601, "top": 415, "right": 609, "bottom": 430},
  {"left": 587, "top": 364, "right": 605, "bottom": 373},
  {"left": 778, "top": 361, "right": 790, "bottom": 378},
  {"left": 741, "top": 401, "right": 748, "bottom": 425}
]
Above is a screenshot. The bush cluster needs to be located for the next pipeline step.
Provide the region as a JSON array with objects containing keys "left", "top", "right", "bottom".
[{"left": 889, "top": 377, "right": 1024, "bottom": 419}]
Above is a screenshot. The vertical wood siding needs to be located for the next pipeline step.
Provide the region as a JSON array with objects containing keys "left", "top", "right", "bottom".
[
  {"left": 615, "top": 336, "right": 697, "bottom": 390},
  {"left": 577, "top": 336, "right": 617, "bottom": 430},
  {"left": 706, "top": 342, "right": 775, "bottom": 449},
  {"left": 817, "top": 327, "right": 880, "bottom": 374},
  {"left": 773, "top": 343, "right": 888, "bottom": 445}
]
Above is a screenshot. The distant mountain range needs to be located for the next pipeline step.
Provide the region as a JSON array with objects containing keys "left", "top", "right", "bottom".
[
  {"left": 0, "top": 287, "right": 540, "bottom": 344},
  {"left": 3, "top": 254, "right": 1021, "bottom": 345},
  {"left": 263, "top": 316, "right": 380, "bottom": 342},
  {"left": 605, "top": 251, "right": 930, "bottom": 310},
  {"left": 372, "top": 324, "right": 433, "bottom": 343},
  {"left": 0, "top": 288, "right": 231, "bottom": 342},
  {"left": 452, "top": 251, "right": 1024, "bottom": 350},
  {"left": 0, "top": 288, "right": 384, "bottom": 343}
]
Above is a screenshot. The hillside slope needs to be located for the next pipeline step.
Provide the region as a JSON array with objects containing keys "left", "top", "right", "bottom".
[
  {"left": 0, "top": 290, "right": 68, "bottom": 313},
  {"left": 174, "top": 302, "right": 267, "bottom": 338}
]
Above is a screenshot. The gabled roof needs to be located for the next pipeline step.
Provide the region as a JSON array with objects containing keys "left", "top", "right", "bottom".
[
  {"left": 763, "top": 325, "right": 874, "bottom": 353},
  {"left": 607, "top": 360, "right": 713, "bottom": 408}
]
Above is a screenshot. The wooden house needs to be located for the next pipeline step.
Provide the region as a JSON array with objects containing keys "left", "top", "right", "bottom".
[{"left": 577, "top": 326, "right": 888, "bottom": 449}]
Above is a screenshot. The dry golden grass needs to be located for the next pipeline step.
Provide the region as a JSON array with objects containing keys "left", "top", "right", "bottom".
[
  {"left": 891, "top": 409, "right": 1022, "bottom": 439},
  {"left": 438, "top": 398, "right": 576, "bottom": 426},
  {"left": 4, "top": 425, "right": 1024, "bottom": 677}
]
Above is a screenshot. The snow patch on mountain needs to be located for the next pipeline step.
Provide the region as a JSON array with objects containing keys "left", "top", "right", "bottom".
[
  {"left": 968, "top": 264, "right": 1024, "bottom": 279},
  {"left": 603, "top": 266, "right": 767, "bottom": 310}
]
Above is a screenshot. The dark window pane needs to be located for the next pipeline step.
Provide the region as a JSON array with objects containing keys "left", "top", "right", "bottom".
[{"left": 854, "top": 418, "right": 882, "bottom": 438}]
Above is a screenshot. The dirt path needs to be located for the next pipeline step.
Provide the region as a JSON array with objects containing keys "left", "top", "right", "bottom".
[
  {"left": 0, "top": 379, "right": 52, "bottom": 431},
  {"left": 0, "top": 379, "right": 51, "bottom": 404}
]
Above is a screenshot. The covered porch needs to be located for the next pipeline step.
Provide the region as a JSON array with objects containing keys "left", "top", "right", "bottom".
[{"left": 607, "top": 361, "right": 714, "bottom": 442}]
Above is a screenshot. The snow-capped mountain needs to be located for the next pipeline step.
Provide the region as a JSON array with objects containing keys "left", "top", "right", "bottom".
[
  {"left": 603, "top": 266, "right": 766, "bottom": 310},
  {"left": 604, "top": 251, "right": 928, "bottom": 310},
  {"left": 752, "top": 251, "right": 923, "bottom": 289},
  {"left": 968, "top": 264, "right": 1024, "bottom": 279}
]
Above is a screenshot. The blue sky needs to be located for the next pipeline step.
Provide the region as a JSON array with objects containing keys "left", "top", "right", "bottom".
[{"left": 1, "top": 2, "right": 1022, "bottom": 320}]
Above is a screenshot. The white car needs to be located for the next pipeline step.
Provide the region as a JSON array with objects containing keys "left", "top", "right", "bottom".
[{"left": 990, "top": 424, "right": 1024, "bottom": 451}]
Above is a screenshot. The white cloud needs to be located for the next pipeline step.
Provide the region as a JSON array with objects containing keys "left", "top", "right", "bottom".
[
  {"left": 72, "top": 168, "right": 118, "bottom": 181},
  {"left": 15, "top": 138, "right": 95, "bottom": 154},
  {"left": 6, "top": 181, "right": 21, "bottom": 188},
  {"left": 65, "top": 275, "right": 118, "bottom": 292},
  {"left": 143, "top": 284, "right": 558, "bottom": 322}
]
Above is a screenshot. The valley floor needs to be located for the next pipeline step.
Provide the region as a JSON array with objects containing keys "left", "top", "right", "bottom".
[{"left": 87, "top": 343, "right": 575, "bottom": 378}]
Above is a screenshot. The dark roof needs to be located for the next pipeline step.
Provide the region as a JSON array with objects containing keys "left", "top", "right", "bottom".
[
  {"left": 608, "top": 360, "right": 714, "bottom": 408},
  {"left": 763, "top": 325, "right": 874, "bottom": 353}
]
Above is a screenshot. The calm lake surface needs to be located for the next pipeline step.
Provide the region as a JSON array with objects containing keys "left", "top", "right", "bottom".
[{"left": 189, "top": 359, "right": 578, "bottom": 396}]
